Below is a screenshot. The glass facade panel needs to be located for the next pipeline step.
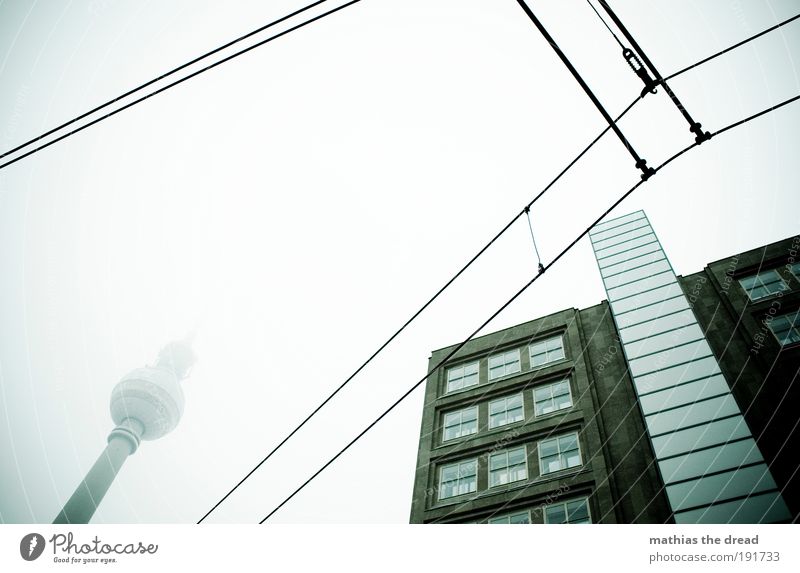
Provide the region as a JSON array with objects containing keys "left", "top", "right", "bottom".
[
  {"left": 533, "top": 380, "right": 572, "bottom": 416},
  {"left": 592, "top": 210, "right": 645, "bottom": 232},
  {"left": 738, "top": 269, "right": 788, "bottom": 301},
  {"left": 673, "top": 491, "right": 791, "bottom": 524},
  {"left": 628, "top": 339, "right": 712, "bottom": 377},
  {"left": 608, "top": 270, "right": 674, "bottom": 300},
  {"left": 594, "top": 232, "right": 657, "bottom": 260},
  {"left": 666, "top": 464, "right": 777, "bottom": 512},
  {"left": 488, "top": 394, "right": 524, "bottom": 429},
  {"left": 592, "top": 226, "right": 653, "bottom": 252},
  {"left": 442, "top": 406, "right": 479, "bottom": 442},
  {"left": 446, "top": 361, "right": 479, "bottom": 393},
  {"left": 609, "top": 282, "right": 685, "bottom": 314},
  {"left": 651, "top": 416, "right": 750, "bottom": 459},
  {"left": 658, "top": 439, "right": 763, "bottom": 484},
  {"left": 600, "top": 249, "right": 664, "bottom": 277},
  {"left": 645, "top": 394, "right": 740, "bottom": 437},
  {"left": 604, "top": 259, "right": 672, "bottom": 290},
  {"left": 529, "top": 335, "right": 566, "bottom": 367},
  {"left": 767, "top": 309, "right": 800, "bottom": 346},
  {"left": 597, "top": 241, "right": 660, "bottom": 269},
  {"left": 625, "top": 323, "right": 704, "bottom": 360},
  {"left": 634, "top": 356, "right": 721, "bottom": 395},
  {"left": 590, "top": 217, "right": 648, "bottom": 242},
  {"left": 619, "top": 307, "right": 695, "bottom": 343},
  {"left": 488, "top": 349, "right": 521, "bottom": 380},
  {"left": 639, "top": 374, "right": 730, "bottom": 414}
]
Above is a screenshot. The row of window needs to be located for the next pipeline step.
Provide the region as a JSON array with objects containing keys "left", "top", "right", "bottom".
[
  {"left": 437, "top": 433, "right": 583, "bottom": 500},
  {"left": 446, "top": 334, "right": 566, "bottom": 394},
  {"left": 442, "top": 380, "right": 573, "bottom": 442},
  {"left": 738, "top": 267, "right": 800, "bottom": 347},
  {"left": 739, "top": 263, "right": 800, "bottom": 302},
  {"left": 487, "top": 497, "right": 591, "bottom": 524}
]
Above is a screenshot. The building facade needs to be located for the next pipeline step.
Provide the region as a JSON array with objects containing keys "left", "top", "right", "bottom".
[{"left": 409, "top": 211, "right": 799, "bottom": 524}]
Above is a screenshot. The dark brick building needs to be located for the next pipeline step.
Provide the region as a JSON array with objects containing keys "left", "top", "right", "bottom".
[{"left": 410, "top": 211, "right": 798, "bottom": 524}]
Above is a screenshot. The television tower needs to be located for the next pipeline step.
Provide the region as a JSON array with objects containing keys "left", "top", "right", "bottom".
[{"left": 53, "top": 337, "right": 196, "bottom": 524}]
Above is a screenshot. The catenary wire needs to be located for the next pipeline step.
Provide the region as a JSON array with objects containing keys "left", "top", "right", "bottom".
[
  {"left": 664, "top": 12, "right": 800, "bottom": 82},
  {"left": 257, "top": 92, "right": 800, "bottom": 523},
  {"left": 0, "top": 0, "right": 363, "bottom": 172},
  {"left": 198, "top": 18, "right": 798, "bottom": 521},
  {"left": 586, "top": 0, "right": 625, "bottom": 49},
  {"left": 0, "top": 1, "right": 330, "bottom": 162}
]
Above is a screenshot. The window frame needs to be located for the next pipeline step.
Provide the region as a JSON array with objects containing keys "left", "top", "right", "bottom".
[
  {"left": 789, "top": 262, "right": 800, "bottom": 282},
  {"left": 488, "top": 445, "right": 529, "bottom": 489},
  {"left": 767, "top": 309, "right": 800, "bottom": 347},
  {"left": 738, "top": 269, "right": 789, "bottom": 301},
  {"left": 441, "top": 405, "right": 479, "bottom": 443},
  {"left": 487, "top": 348, "right": 522, "bottom": 381},
  {"left": 445, "top": 360, "right": 480, "bottom": 394},
  {"left": 488, "top": 393, "right": 525, "bottom": 429},
  {"left": 543, "top": 497, "right": 592, "bottom": 524},
  {"left": 538, "top": 432, "right": 582, "bottom": 475},
  {"left": 529, "top": 334, "right": 567, "bottom": 368},
  {"left": 437, "top": 459, "right": 478, "bottom": 501},
  {"left": 488, "top": 509, "right": 531, "bottom": 524},
  {"left": 533, "top": 379, "right": 574, "bottom": 417}
]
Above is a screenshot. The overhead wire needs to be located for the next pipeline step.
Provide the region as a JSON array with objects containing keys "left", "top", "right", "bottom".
[
  {"left": 0, "top": 1, "right": 331, "bottom": 163},
  {"left": 197, "top": 16, "right": 799, "bottom": 522},
  {"left": 0, "top": 0, "right": 362, "bottom": 172},
  {"left": 258, "top": 91, "right": 800, "bottom": 523}
]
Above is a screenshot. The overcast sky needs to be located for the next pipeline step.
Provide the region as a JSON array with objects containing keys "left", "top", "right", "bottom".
[{"left": 1, "top": 0, "right": 798, "bottom": 524}]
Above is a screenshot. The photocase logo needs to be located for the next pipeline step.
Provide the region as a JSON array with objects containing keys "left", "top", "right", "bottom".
[{"left": 20, "top": 533, "right": 46, "bottom": 561}]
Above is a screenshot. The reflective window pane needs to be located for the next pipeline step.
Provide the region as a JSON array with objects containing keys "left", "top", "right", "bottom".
[
  {"left": 598, "top": 240, "right": 660, "bottom": 269},
  {"left": 591, "top": 216, "right": 648, "bottom": 242},
  {"left": 530, "top": 335, "right": 566, "bottom": 367},
  {"left": 625, "top": 323, "right": 705, "bottom": 360},
  {"left": 651, "top": 415, "right": 750, "bottom": 459},
  {"left": 604, "top": 259, "right": 672, "bottom": 290},
  {"left": 488, "top": 349, "right": 521, "bottom": 380},
  {"left": 767, "top": 310, "right": 800, "bottom": 346},
  {"left": 666, "top": 463, "right": 776, "bottom": 512},
  {"left": 634, "top": 355, "right": 721, "bottom": 395},
  {"left": 595, "top": 232, "right": 657, "bottom": 260},
  {"left": 629, "top": 339, "right": 713, "bottom": 377},
  {"left": 738, "top": 269, "right": 788, "bottom": 301},
  {"left": 619, "top": 307, "right": 695, "bottom": 343},
  {"left": 658, "top": 439, "right": 763, "bottom": 484},
  {"left": 610, "top": 282, "right": 684, "bottom": 314},
  {"left": 446, "top": 361, "right": 480, "bottom": 393},
  {"left": 544, "top": 498, "right": 591, "bottom": 524},
  {"left": 608, "top": 270, "right": 675, "bottom": 301},
  {"left": 534, "top": 380, "right": 573, "bottom": 416},
  {"left": 673, "top": 491, "right": 790, "bottom": 524},
  {"left": 645, "top": 394, "right": 740, "bottom": 436},
  {"left": 601, "top": 249, "right": 664, "bottom": 277},
  {"left": 639, "top": 374, "right": 730, "bottom": 415}
]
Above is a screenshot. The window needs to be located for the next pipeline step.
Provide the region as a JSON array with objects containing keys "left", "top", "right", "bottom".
[
  {"left": 544, "top": 498, "right": 591, "bottom": 524},
  {"left": 488, "top": 510, "right": 530, "bottom": 524},
  {"left": 768, "top": 310, "right": 800, "bottom": 346},
  {"left": 489, "top": 446, "right": 528, "bottom": 487},
  {"left": 488, "top": 349, "right": 521, "bottom": 380},
  {"left": 539, "top": 433, "right": 582, "bottom": 474},
  {"left": 438, "top": 459, "right": 477, "bottom": 500},
  {"left": 529, "top": 335, "right": 566, "bottom": 367},
  {"left": 739, "top": 269, "right": 788, "bottom": 301},
  {"left": 534, "top": 380, "right": 573, "bottom": 416},
  {"left": 442, "top": 406, "right": 478, "bottom": 442},
  {"left": 446, "top": 361, "right": 479, "bottom": 393},
  {"left": 790, "top": 262, "right": 800, "bottom": 281},
  {"left": 488, "top": 394, "right": 524, "bottom": 429}
]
